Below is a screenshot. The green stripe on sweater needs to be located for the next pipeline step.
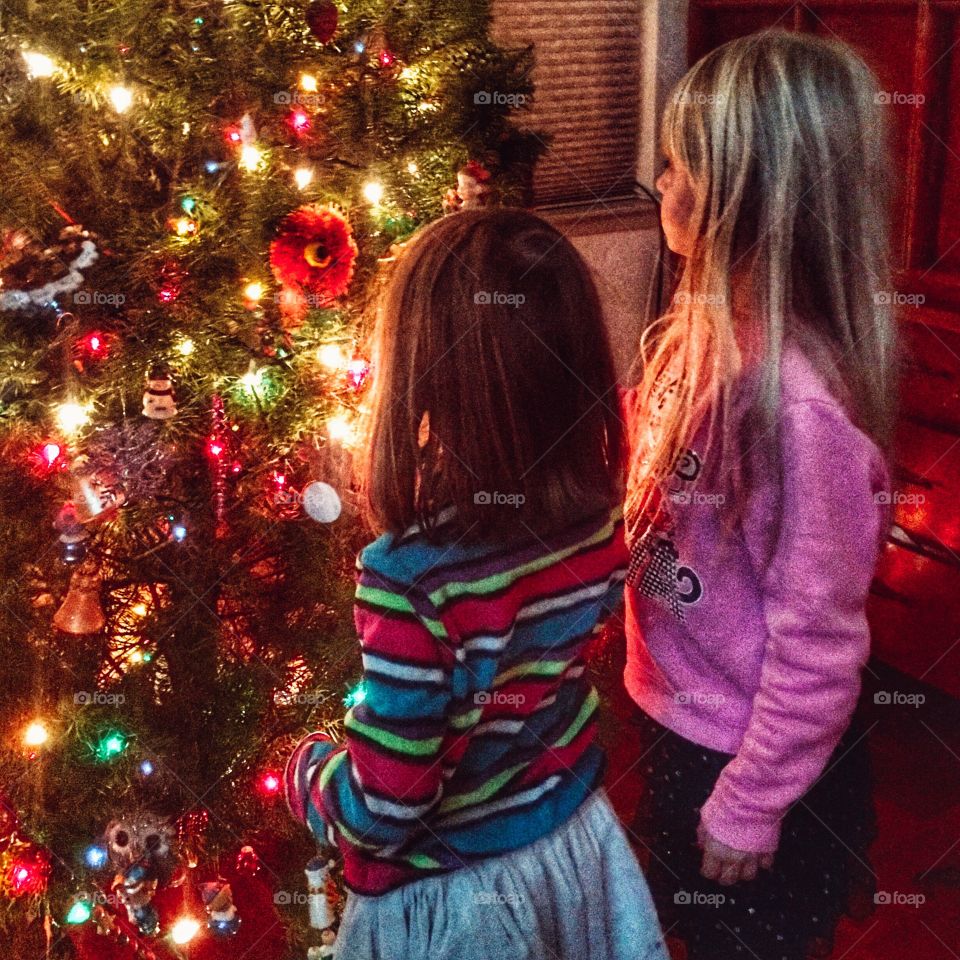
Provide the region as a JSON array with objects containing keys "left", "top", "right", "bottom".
[
  {"left": 554, "top": 688, "right": 599, "bottom": 748},
  {"left": 354, "top": 584, "right": 447, "bottom": 639},
  {"left": 345, "top": 714, "right": 443, "bottom": 756},
  {"left": 407, "top": 852, "right": 442, "bottom": 869},
  {"left": 493, "top": 659, "right": 569, "bottom": 687},
  {"left": 438, "top": 762, "right": 525, "bottom": 813},
  {"left": 450, "top": 707, "right": 483, "bottom": 730},
  {"left": 427, "top": 510, "right": 619, "bottom": 607},
  {"left": 319, "top": 749, "right": 347, "bottom": 791}
]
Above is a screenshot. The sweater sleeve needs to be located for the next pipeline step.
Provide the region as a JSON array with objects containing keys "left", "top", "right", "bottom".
[
  {"left": 284, "top": 548, "right": 455, "bottom": 855},
  {"left": 699, "top": 399, "right": 884, "bottom": 853}
]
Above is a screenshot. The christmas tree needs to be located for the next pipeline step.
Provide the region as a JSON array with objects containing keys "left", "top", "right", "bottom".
[{"left": 0, "top": 1, "right": 537, "bottom": 956}]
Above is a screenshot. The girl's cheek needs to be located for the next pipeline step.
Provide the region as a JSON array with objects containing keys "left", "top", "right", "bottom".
[{"left": 663, "top": 177, "right": 697, "bottom": 257}]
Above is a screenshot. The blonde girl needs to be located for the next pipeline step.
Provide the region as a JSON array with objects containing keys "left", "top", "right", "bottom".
[{"left": 623, "top": 30, "right": 895, "bottom": 960}]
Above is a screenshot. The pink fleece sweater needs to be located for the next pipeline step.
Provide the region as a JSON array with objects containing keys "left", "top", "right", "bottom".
[{"left": 624, "top": 346, "right": 889, "bottom": 854}]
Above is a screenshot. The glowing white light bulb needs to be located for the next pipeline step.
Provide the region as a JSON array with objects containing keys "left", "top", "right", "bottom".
[
  {"left": 22, "top": 51, "right": 57, "bottom": 78},
  {"left": 56, "top": 401, "right": 92, "bottom": 434},
  {"left": 23, "top": 722, "right": 50, "bottom": 748},
  {"left": 294, "top": 167, "right": 314, "bottom": 190},
  {"left": 327, "top": 414, "right": 357, "bottom": 444},
  {"left": 170, "top": 917, "right": 200, "bottom": 944},
  {"left": 240, "top": 145, "right": 264, "bottom": 172},
  {"left": 241, "top": 366, "right": 262, "bottom": 390},
  {"left": 317, "top": 343, "right": 348, "bottom": 370},
  {"left": 243, "top": 281, "right": 265, "bottom": 302},
  {"left": 362, "top": 181, "right": 385, "bottom": 206},
  {"left": 108, "top": 85, "right": 134, "bottom": 114},
  {"left": 299, "top": 73, "right": 318, "bottom": 93}
]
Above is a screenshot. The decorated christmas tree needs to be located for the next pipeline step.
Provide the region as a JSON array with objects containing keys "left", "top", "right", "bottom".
[{"left": 0, "top": 2, "right": 537, "bottom": 956}]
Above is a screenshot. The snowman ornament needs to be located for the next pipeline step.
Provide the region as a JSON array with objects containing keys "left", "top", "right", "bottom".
[{"left": 142, "top": 366, "right": 178, "bottom": 420}]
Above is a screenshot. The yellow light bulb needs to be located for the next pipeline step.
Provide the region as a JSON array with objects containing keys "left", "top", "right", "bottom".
[
  {"left": 243, "top": 281, "right": 265, "bottom": 302},
  {"left": 294, "top": 167, "right": 314, "bottom": 190},
  {"left": 299, "top": 73, "right": 318, "bottom": 93},
  {"left": 22, "top": 51, "right": 57, "bottom": 78},
  {"left": 24, "top": 721, "right": 50, "bottom": 748},
  {"left": 131, "top": 603, "right": 148, "bottom": 617},
  {"left": 174, "top": 217, "right": 195, "bottom": 237},
  {"left": 362, "top": 181, "right": 385, "bottom": 206},
  {"left": 56, "top": 401, "right": 92, "bottom": 434},
  {"left": 108, "top": 85, "right": 134, "bottom": 114},
  {"left": 317, "top": 344, "right": 348, "bottom": 370},
  {"left": 240, "top": 145, "right": 264, "bottom": 172},
  {"left": 170, "top": 917, "right": 200, "bottom": 945},
  {"left": 130, "top": 650, "right": 144, "bottom": 663},
  {"left": 177, "top": 338, "right": 195, "bottom": 356},
  {"left": 406, "top": 161, "right": 419, "bottom": 175}
]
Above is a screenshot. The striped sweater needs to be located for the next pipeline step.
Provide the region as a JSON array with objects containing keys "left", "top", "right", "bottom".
[{"left": 285, "top": 505, "right": 627, "bottom": 895}]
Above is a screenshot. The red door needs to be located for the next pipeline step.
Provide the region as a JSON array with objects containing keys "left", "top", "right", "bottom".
[{"left": 688, "top": 1, "right": 960, "bottom": 696}]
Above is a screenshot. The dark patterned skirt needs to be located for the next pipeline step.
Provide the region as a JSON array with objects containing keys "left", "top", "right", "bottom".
[{"left": 630, "top": 709, "right": 876, "bottom": 960}]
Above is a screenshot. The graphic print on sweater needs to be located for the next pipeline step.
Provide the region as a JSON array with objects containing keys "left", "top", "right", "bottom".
[{"left": 626, "top": 448, "right": 703, "bottom": 621}]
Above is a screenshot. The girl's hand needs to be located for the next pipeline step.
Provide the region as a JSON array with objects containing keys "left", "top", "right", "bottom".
[{"left": 697, "top": 822, "right": 775, "bottom": 885}]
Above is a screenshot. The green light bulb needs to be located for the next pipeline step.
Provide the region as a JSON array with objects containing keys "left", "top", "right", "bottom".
[
  {"left": 344, "top": 680, "right": 367, "bottom": 709},
  {"left": 66, "top": 899, "right": 92, "bottom": 924},
  {"left": 96, "top": 731, "right": 127, "bottom": 761}
]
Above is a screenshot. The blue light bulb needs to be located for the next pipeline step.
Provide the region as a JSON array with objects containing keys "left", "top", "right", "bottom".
[{"left": 84, "top": 844, "right": 108, "bottom": 869}]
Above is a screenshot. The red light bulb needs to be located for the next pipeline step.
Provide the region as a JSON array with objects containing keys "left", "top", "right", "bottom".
[
  {"left": 259, "top": 771, "right": 281, "bottom": 795},
  {"left": 289, "top": 110, "right": 310, "bottom": 133},
  {"left": 42, "top": 443, "right": 62, "bottom": 466},
  {"left": 7, "top": 849, "right": 51, "bottom": 896}
]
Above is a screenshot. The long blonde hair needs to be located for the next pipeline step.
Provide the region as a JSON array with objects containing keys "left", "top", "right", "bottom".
[{"left": 626, "top": 29, "right": 896, "bottom": 534}]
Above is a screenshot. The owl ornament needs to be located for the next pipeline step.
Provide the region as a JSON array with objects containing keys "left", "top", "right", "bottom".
[{"left": 103, "top": 813, "right": 180, "bottom": 937}]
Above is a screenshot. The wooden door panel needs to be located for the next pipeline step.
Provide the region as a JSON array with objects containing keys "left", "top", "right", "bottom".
[{"left": 688, "top": 1, "right": 960, "bottom": 695}]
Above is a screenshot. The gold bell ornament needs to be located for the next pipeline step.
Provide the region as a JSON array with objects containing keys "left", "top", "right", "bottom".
[{"left": 53, "top": 562, "right": 106, "bottom": 635}]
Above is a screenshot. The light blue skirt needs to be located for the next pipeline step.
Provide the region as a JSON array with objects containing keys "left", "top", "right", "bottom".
[{"left": 336, "top": 790, "right": 668, "bottom": 960}]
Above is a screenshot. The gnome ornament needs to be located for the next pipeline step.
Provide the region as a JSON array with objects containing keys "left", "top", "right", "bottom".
[
  {"left": 201, "top": 880, "right": 241, "bottom": 937},
  {"left": 115, "top": 857, "right": 160, "bottom": 937},
  {"left": 142, "top": 366, "right": 177, "bottom": 420}
]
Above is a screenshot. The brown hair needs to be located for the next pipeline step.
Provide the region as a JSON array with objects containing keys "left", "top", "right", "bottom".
[{"left": 361, "top": 208, "right": 624, "bottom": 542}]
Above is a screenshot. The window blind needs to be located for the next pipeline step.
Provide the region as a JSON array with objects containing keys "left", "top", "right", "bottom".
[{"left": 491, "top": 0, "right": 643, "bottom": 206}]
